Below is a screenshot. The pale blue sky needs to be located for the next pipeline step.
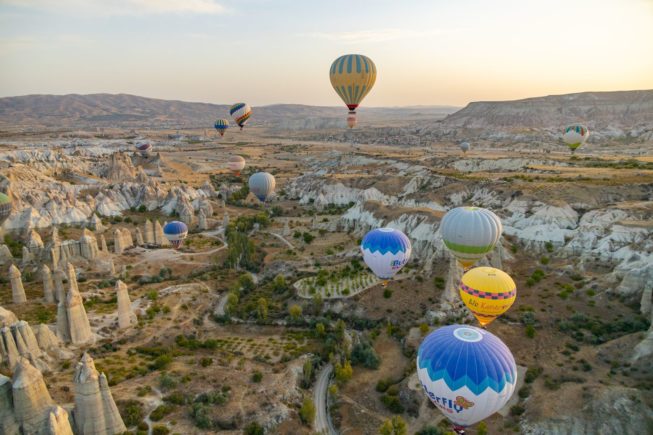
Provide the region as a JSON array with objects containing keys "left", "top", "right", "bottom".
[{"left": 1, "top": 0, "right": 652, "bottom": 106}]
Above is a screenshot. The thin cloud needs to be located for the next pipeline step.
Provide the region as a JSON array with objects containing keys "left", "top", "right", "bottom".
[
  {"left": 1, "top": 0, "right": 226, "bottom": 15},
  {"left": 303, "top": 28, "right": 446, "bottom": 44}
]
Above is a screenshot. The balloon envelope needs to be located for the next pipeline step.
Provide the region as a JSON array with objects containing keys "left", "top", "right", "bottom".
[
  {"left": 440, "top": 207, "right": 502, "bottom": 268},
  {"left": 135, "top": 143, "right": 152, "bottom": 157},
  {"left": 417, "top": 325, "right": 517, "bottom": 428},
  {"left": 230, "top": 103, "right": 252, "bottom": 129},
  {"left": 330, "top": 54, "right": 377, "bottom": 113},
  {"left": 460, "top": 142, "right": 470, "bottom": 153},
  {"left": 0, "top": 192, "right": 11, "bottom": 225},
  {"left": 248, "top": 172, "right": 276, "bottom": 202},
  {"left": 214, "top": 119, "right": 230, "bottom": 137},
  {"left": 460, "top": 266, "right": 516, "bottom": 326},
  {"left": 562, "top": 124, "right": 589, "bottom": 151},
  {"left": 360, "top": 228, "right": 412, "bottom": 280},
  {"left": 163, "top": 221, "right": 188, "bottom": 249},
  {"left": 228, "top": 155, "right": 246, "bottom": 175}
]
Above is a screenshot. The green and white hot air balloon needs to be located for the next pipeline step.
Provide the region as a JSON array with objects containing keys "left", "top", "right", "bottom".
[{"left": 440, "top": 206, "right": 502, "bottom": 269}]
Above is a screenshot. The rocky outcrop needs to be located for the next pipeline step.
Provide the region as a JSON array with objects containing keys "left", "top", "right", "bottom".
[
  {"left": 223, "top": 212, "right": 229, "bottom": 229},
  {"left": 9, "top": 264, "right": 27, "bottom": 304},
  {"left": 11, "top": 358, "right": 55, "bottom": 433},
  {"left": 0, "top": 374, "right": 20, "bottom": 435},
  {"left": 1, "top": 306, "right": 19, "bottom": 326},
  {"left": 41, "top": 265, "right": 55, "bottom": 303},
  {"left": 79, "top": 229, "right": 99, "bottom": 260},
  {"left": 143, "top": 220, "right": 154, "bottom": 244},
  {"left": 104, "top": 152, "right": 136, "bottom": 182},
  {"left": 198, "top": 209, "right": 208, "bottom": 230},
  {"left": 47, "top": 229, "right": 100, "bottom": 269},
  {"left": 115, "top": 280, "right": 136, "bottom": 330},
  {"left": 57, "top": 263, "right": 94, "bottom": 346},
  {"left": 99, "top": 235, "right": 108, "bottom": 253},
  {"left": 53, "top": 268, "right": 65, "bottom": 303},
  {"left": 27, "top": 230, "right": 44, "bottom": 251},
  {"left": 45, "top": 406, "right": 74, "bottom": 435},
  {"left": 134, "top": 228, "right": 144, "bottom": 246},
  {"left": 0, "top": 244, "right": 13, "bottom": 264},
  {"left": 153, "top": 220, "right": 168, "bottom": 246},
  {"left": 113, "top": 228, "right": 133, "bottom": 255},
  {"left": 72, "top": 353, "right": 126, "bottom": 435},
  {"left": 32, "top": 324, "right": 61, "bottom": 353},
  {"left": 87, "top": 214, "right": 105, "bottom": 233}
]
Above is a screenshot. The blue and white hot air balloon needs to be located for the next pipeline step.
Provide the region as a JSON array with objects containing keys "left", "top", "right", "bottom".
[
  {"left": 163, "top": 221, "right": 188, "bottom": 249},
  {"left": 417, "top": 325, "right": 517, "bottom": 434},
  {"left": 248, "top": 172, "right": 276, "bottom": 202},
  {"left": 360, "top": 228, "right": 412, "bottom": 284}
]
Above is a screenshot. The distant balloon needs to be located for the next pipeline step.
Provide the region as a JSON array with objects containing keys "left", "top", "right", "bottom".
[
  {"left": 361, "top": 228, "right": 412, "bottom": 284},
  {"left": 228, "top": 155, "right": 246, "bottom": 176},
  {"left": 135, "top": 142, "right": 152, "bottom": 157},
  {"left": 230, "top": 103, "right": 252, "bottom": 130},
  {"left": 562, "top": 124, "right": 589, "bottom": 153},
  {"left": 460, "top": 142, "right": 470, "bottom": 154},
  {"left": 0, "top": 192, "right": 12, "bottom": 226},
  {"left": 163, "top": 221, "right": 188, "bottom": 249},
  {"left": 347, "top": 113, "right": 357, "bottom": 129},
  {"left": 440, "top": 207, "right": 502, "bottom": 269},
  {"left": 330, "top": 54, "right": 376, "bottom": 127},
  {"left": 248, "top": 172, "right": 276, "bottom": 202},
  {"left": 214, "top": 119, "right": 230, "bottom": 137},
  {"left": 460, "top": 266, "right": 516, "bottom": 327},
  {"left": 417, "top": 324, "right": 517, "bottom": 433}
]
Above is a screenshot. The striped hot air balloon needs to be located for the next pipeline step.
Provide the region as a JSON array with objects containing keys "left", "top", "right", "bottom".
[
  {"left": 360, "top": 228, "right": 412, "bottom": 284},
  {"left": 0, "top": 192, "right": 11, "bottom": 226},
  {"left": 330, "top": 54, "right": 377, "bottom": 127},
  {"left": 417, "top": 325, "right": 517, "bottom": 433},
  {"left": 459, "top": 266, "right": 516, "bottom": 327},
  {"left": 163, "top": 221, "right": 188, "bottom": 249},
  {"left": 248, "top": 172, "right": 275, "bottom": 202},
  {"left": 214, "top": 118, "right": 230, "bottom": 137},
  {"left": 440, "top": 207, "right": 502, "bottom": 269},
  {"left": 228, "top": 155, "right": 246, "bottom": 176},
  {"left": 562, "top": 124, "right": 589, "bottom": 153},
  {"left": 230, "top": 103, "right": 252, "bottom": 130}
]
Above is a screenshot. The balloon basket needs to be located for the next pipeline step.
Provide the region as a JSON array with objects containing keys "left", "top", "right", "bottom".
[{"left": 452, "top": 425, "right": 466, "bottom": 435}]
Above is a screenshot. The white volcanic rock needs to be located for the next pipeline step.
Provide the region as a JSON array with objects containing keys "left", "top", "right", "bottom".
[
  {"left": 134, "top": 228, "right": 144, "bottom": 246},
  {"left": 32, "top": 324, "right": 61, "bottom": 353},
  {"left": 57, "top": 263, "right": 94, "bottom": 346},
  {"left": 53, "top": 269, "right": 65, "bottom": 303},
  {"left": 104, "top": 153, "right": 136, "bottom": 182},
  {"left": 12, "top": 358, "right": 55, "bottom": 434},
  {"left": 115, "top": 280, "right": 136, "bottom": 330},
  {"left": 72, "top": 353, "right": 126, "bottom": 435},
  {"left": 42, "top": 265, "right": 55, "bottom": 303},
  {"left": 1, "top": 326, "right": 20, "bottom": 369},
  {"left": 88, "top": 214, "right": 106, "bottom": 233},
  {"left": 9, "top": 264, "right": 27, "bottom": 304},
  {"left": 0, "top": 244, "right": 13, "bottom": 264},
  {"left": 198, "top": 209, "right": 208, "bottom": 231},
  {"left": 0, "top": 374, "right": 20, "bottom": 435},
  {"left": 0, "top": 306, "right": 19, "bottom": 326},
  {"left": 45, "top": 406, "right": 74, "bottom": 435},
  {"left": 27, "top": 230, "right": 44, "bottom": 250},
  {"left": 100, "top": 235, "right": 108, "bottom": 253},
  {"left": 452, "top": 158, "right": 565, "bottom": 173},
  {"left": 143, "top": 220, "right": 154, "bottom": 244}
]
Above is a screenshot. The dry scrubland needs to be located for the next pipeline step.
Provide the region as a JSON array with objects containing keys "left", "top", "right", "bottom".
[{"left": 0, "top": 124, "right": 652, "bottom": 435}]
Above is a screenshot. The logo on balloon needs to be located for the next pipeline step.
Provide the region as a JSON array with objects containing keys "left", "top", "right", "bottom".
[
  {"left": 420, "top": 383, "right": 475, "bottom": 414},
  {"left": 390, "top": 259, "right": 407, "bottom": 269}
]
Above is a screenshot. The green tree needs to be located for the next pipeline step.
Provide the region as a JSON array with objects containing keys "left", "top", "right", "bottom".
[
  {"left": 226, "top": 291, "right": 239, "bottom": 315},
  {"left": 299, "top": 397, "right": 316, "bottom": 425},
  {"left": 477, "top": 421, "right": 488, "bottom": 435},
  {"left": 335, "top": 360, "right": 353, "bottom": 384},
  {"left": 315, "top": 322, "right": 326, "bottom": 337},
  {"left": 289, "top": 304, "right": 302, "bottom": 320},
  {"left": 312, "top": 293, "right": 323, "bottom": 314},
  {"left": 238, "top": 273, "right": 255, "bottom": 292},
  {"left": 257, "top": 297, "right": 268, "bottom": 320},
  {"left": 302, "top": 360, "right": 314, "bottom": 388},
  {"left": 244, "top": 422, "right": 265, "bottom": 435},
  {"left": 378, "top": 416, "right": 408, "bottom": 435},
  {"left": 224, "top": 231, "right": 257, "bottom": 270},
  {"left": 271, "top": 274, "right": 288, "bottom": 293}
]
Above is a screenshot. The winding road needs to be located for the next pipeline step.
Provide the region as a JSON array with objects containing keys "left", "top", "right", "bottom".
[{"left": 314, "top": 364, "right": 337, "bottom": 435}]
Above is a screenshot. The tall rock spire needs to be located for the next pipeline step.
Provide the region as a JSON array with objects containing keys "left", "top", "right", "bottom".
[
  {"left": 73, "top": 353, "right": 126, "bottom": 434},
  {"left": 115, "top": 280, "right": 136, "bottom": 330},
  {"left": 64, "top": 263, "right": 93, "bottom": 345},
  {"left": 42, "top": 265, "right": 55, "bottom": 303},
  {"left": 12, "top": 358, "right": 55, "bottom": 433},
  {"left": 0, "top": 374, "right": 20, "bottom": 435},
  {"left": 9, "top": 264, "right": 26, "bottom": 304}
]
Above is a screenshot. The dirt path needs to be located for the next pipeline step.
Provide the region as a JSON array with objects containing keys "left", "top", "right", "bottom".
[{"left": 314, "top": 364, "right": 337, "bottom": 435}]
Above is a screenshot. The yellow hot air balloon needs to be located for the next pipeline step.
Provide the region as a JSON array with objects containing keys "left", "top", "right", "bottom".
[
  {"left": 459, "top": 267, "right": 516, "bottom": 327},
  {"left": 330, "top": 54, "right": 376, "bottom": 125}
]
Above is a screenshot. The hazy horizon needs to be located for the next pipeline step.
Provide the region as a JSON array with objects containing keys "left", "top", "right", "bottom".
[{"left": 1, "top": 0, "right": 652, "bottom": 106}]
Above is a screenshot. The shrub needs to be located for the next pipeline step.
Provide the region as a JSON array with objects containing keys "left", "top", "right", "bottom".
[
  {"left": 381, "top": 394, "right": 405, "bottom": 414},
  {"left": 251, "top": 371, "right": 263, "bottom": 383},
  {"left": 510, "top": 404, "right": 525, "bottom": 416},
  {"left": 299, "top": 397, "right": 316, "bottom": 425},
  {"left": 383, "top": 289, "right": 392, "bottom": 299},
  {"left": 150, "top": 404, "right": 174, "bottom": 421},
  {"left": 351, "top": 342, "right": 381, "bottom": 369},
  {"left": 525, "top": 324, "right": 536, "bottom": 339},
  {"left": 117, "top": 400, "right": 144, "bottom": 427},
  {"left": 189, "top": 403, "right": 212, "bottom": 429},
  {"left": 518, "top": 386, "right": 531, "bottom": 399},
  {"left": 545, "top": 241, "right": 554, "bottom": 253},
  {"left": 540, "top": 256, "right": 550, "bottom": 265},
  {"left": 152, "top": 425, "right": 169, "bottom": 435},
  {"left": 199, "top": 357, "right": 213, "bottom": 367},
  {"left": 244, "top": 422, "right": 265, "bottom": 435},
  {"left": 525, "top": 366, "right": 543, "bottom": 383}
]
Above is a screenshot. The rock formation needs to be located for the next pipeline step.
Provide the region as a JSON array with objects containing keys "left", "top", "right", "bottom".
[
  {"left": 11, "top": 358, "right": 55, "bottom": 433},
  {"left": 88, "top": 214, "right": 105, "bottom": 233},
  {"left": 53, "top": 268, "right": 65, "bottom": 303},
  {"left": 112, "top": 229, "right": 133, "bottom": 254},
  {"left": 56, "top": 263, "right": 93, "bottom": 345},
  {"left": 9, "top": 264, "right": 27, "bottom": 304},
  {"left": 79, "top": 229, "right": 99, "bottom": 260},
  {"left": 115, "top": 280, "right": 136, "bottom": 330},
  {"left": 179, "top": 205, "right": 194, "bottom": 227},
  {"left": 45, "top": 406, "right": 74, "bottom": 435},
  {"left": 72, "top": 353, "right": 126, "bottom": 434},
  {"left": 154, "top": 220, "right": 168, "bottom": 246},
  {"left": 42, "top": 265, "right": 55, "bottom": 303},
  {"left": 32, "top": 324, "right": 61, "bottom": 353},
  {"left": 198, "top": 209, "right": 208, "bottom": 231},
  {"left": 27, "top": 230, "right": 44, "bottom": 251},
  {"left": 1, "top": 306, "right": 19, "bottom": 326},
  {"left": 143, "top": 220, "right": 154, "bottom": 244},
  {"left": 0, "top": 244, "right": 13, "bottom": 265},
  {"left": 282, "top": 220, "right": 290, "bottom": 237},
  {"left": 100, "top": 235, "right": 108, "bottom": 253},
  {"left": 135, "top": 228, "right": 144, "bottom": 246},
  {"left": 108, "top": 259, "right": 115, "bottom": 277},
  {"left": 0, "top": 374, "right": 20, "bottom": 435},
  {"left": 223, "top": 212, "right": 230, "bottom": 229}
]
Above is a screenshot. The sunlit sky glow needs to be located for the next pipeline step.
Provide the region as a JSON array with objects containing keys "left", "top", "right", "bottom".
[{"left": 1, "top": 0, "right": 652, "bottom": 106}]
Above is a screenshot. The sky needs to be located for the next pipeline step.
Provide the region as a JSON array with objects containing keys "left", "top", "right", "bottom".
[{"left": 1, "top": 0, "right": 652, "bottom": 107}]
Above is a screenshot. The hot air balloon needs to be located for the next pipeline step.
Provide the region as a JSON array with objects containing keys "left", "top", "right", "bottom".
[
  {"left": 214, "top": 118, "right": 229, "bottom": 137},
  {"left": 440, "top": 207, "right": 502, "bottom": 269},
  {"left": 347, "top": 113, "right": 357, "bottom": 129},
  {"left": 135, "top": 142, "right": 152, "bottom": 157},
  {"left": 562, "top": 124, "right": 589, "bottom": 153},
  {"left": 460, "top": 266, "right": 516, "bottom": 327},
  {"left": 330, "top": 54, "right": 376, "bottom": 128},
  {"left": 0, "top": 192, "right": 12, "bottom": 226},
  {"left": 360, "top": 228, "right": 411, "bottom": 285},
  {"left": 163, "top": 221, "right": 188, "bottom": 249},
  {"left": 228, "top": 155, "right": 246, "bottom": 176},
  {"left": 248, "top": 172, "right": 275, "bottom": 202},
  {"left": 230, "top": 103, "right": 252, "bottom": 130},
  {"left": 417, "top": 325, "right": 517, "bottom": 434},
  {"left": 460, "top": 142, "right": 470, "bottom": 154}
]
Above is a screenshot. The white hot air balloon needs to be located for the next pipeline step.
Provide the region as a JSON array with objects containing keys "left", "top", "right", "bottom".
[{"left": 360, "top": 228, "right": 412, "bottom": 285}]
